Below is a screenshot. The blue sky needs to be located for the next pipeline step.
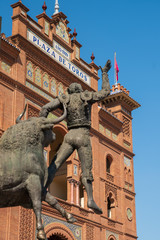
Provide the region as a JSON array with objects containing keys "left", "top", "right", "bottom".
[{"left": 1, "top": 1, "right": 160, "bottom": 239}]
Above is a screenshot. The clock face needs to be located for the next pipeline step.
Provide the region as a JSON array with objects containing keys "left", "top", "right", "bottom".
[
  {"left": 127, "top": 208, "right": 133, "bottom": 221},
  {"left": 56, "top": 22, "right": 69, "bottom": 43}
]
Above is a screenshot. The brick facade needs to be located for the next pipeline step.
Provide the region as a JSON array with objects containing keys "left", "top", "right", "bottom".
[{"left": 0, "top": 1, "right": 140, "bottom": 239}]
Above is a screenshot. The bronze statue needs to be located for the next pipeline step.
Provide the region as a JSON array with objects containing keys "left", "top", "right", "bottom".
[
  {"left": 0, "top": 104, "right": 76, "bottom": 240},
  {"left": 39, "top": 60, "right": 111, "bottom": 215}
]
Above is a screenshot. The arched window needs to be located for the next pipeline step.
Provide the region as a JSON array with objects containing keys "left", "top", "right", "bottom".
[
  {"left": 107, "top": 192, "right": 115, "bottom": 218},
  {"left": 108, "top": 236, "right": 116, "bottom": 240},
  {"left": 128, "top": 169, "right": 131, "bottom": 183},
  {"left": 106, "top": 155, "right": 112, "bottom": 174},
  {"left": 48, "top": 234, "right": 67, "bottom": 240},
  {"left": 49, "top": 127, "right": 67, "bottom": 201},
  {"left": 79, "top": 180, "right": 84, "bottom": 208},
  {"left": 107, "top": 196, "right": 112, "bottom": 218},
  {"left": 124, "top": 167, "right": 127, "bottom": 181}
]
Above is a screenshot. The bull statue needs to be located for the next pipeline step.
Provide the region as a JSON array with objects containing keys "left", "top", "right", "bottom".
[{"left": 0, "top": 104, "right": 76, "bottom": 240}]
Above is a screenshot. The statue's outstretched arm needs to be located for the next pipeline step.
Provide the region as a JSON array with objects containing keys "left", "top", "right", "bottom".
[
  {"left": 92, "top": 60, "right": 111, "bottom": 103},
  {"left": 39, "top": 98, "right": 62, "bottom": 118}
]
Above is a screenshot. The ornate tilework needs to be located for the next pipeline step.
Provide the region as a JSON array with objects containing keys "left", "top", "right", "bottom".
[
  {"left": 44, "top": 20, "right": 49, "bottom": 35},
  {"left": 74, "top": 165, "right": 78, "bottom": 176},
  {"left": 51, "top": 79, "right": 57, "bottom": 96},
  {"left": 47, "top": 112, "right": 67, "bottom": 127},
  {"left": 35, "top": 67, "right": 42, "bottom": 86},
  {"left": 124, "top": 156, "right": 131, "bottom": 167},
  {"left": 26, "top": 81, "right": 53, "bottom": 101},
  {"left": 112, "top": 133, "right": 117, "bottom": 141},
  {"left": 76, "top": 47, "right": 80, "bottom": 60},
  {"left": 26, "top": 62, "right": 33, "bottom": 81},
  {"left": 43, "top": 73, "right": 49, "bottom": 92},
  {"left": 106, "top": 230, "right": 119, "bottom": 240},
  {"left": 99, "top": 124, "right": 104, "bottom": 134},
  {"left": 1, "top": 61, "right": 11, "bottom": 74},
  {"left": 56, "top": 22, "right": 69, "bottom": 43},
  {"left": 21, "top": 10, "right": 26, "bottom": 16},
  {"left": 106, "top": 128, "right": 111, "bottom": 136},
  {"left": 124, "top": 142, "right": 130, "bottom": 148},
  {"left": 58, "top": 83, "right": 64, "bottom": 96},
  {"left": 35, "top": 214, "right": 82, "bottom": 240},
  {"left": 127, "top": 208, "right": 133, "bottom": 221}
]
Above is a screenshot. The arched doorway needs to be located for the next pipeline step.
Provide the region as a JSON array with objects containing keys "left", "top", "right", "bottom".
[
  {"left": 49, "top": 126, "right": 67, "bottom": 201},
  {"left": 45, "top": 223, "right": 75, "bottom": 240},
  {"left": 48, "top": 234, "right": 67, "bottom": 240}
]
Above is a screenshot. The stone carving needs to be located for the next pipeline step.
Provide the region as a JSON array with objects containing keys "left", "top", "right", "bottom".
[
  {"left": 19, "top": 207, "right": 34, "bottom": 240},
  {"left": 0, "top": 104, "right": 76, "bottom": 240},
  {"left": 39, "top": 60, "right": 111, "bottom": 214},
  {"left": 86, "top": 224, "right": 94, "bottom": 240}
]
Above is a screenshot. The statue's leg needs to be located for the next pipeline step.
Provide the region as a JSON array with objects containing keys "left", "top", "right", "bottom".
[
  {"left": 43, "top": 190, "right": 76, "bottom": 223},
  {"left": 45, "top": 138, "right": 74, "bottom": 189},
  {"left": 26, "top": 174, "right": 46, "bottom": 240},
  {"left": 78, "top": 142, "right": 103, "bottom": 214}
]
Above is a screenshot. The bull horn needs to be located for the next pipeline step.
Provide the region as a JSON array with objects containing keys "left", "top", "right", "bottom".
[
  {"left": 16, "top": 104, "right": 27, "bottom": 124},
  {"left": 50, "top": 103, "right": 67, "bottom": 124}
]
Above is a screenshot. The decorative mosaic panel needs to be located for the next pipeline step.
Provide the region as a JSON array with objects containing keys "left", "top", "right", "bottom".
[
  {"left": 43, "top": 73, "right": 50, "bottom": 92},
  {"left": 99, "top": 124, "right": 104, "bottom": 134},
  {"left": 123, "top": 141, "right": 130, "bottom": 149},
  {"left": 127, "top": 208, "right": 133, "bottom": 221},
  {"left": 76, "top": 47, "right": 80, "bottom": 60},
  {"left": 35, "top": 214, "right": 82, "bottom": 240},
  {"left": 21, "top": 10, "right": 26, "bottom": 16},
  {"left": 51, "top": 79, "right": 57, "bottom": 96},
  {"left": 26, "top": 62, "right": 33, "bottom": 81},
  {"left": 1, "top": 61, "right": 11, "bottom": 74},
  {"left": 106, "top": 230, "right": 119, "bottom": 240},
  {"left": 106, "top": 128, "right": 111, "bottom": 137},
  {"left": 35, "top": 67, "right": 42, "bottom": 87},
  {"left": 56, "top": 21, "right": 69, "bottom": 43},
  {"left": 48, "top": 112, "right": 67, "bottom": 127},
  {"left": 124, "top": 156, "right": 131, "bottom": 167},
  {"left": 58, "top": 83, "right": 64, "bottom": 96},
  {"left": 44, "top": 20, "right": 49, "bottom": 35},
  {"left": 74, "top": 165, "right": 78, "bottom": 176},
  {"left": 112, "top": 133, "right": 117, "bottom": 141},
  {"left": 26, "top": 81, "right": 53, "bottom": 101}
]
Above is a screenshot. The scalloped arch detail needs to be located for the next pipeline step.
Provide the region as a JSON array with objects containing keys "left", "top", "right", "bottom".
[{"left": 45, "top": 222, "right": 75, "bottom": 240}]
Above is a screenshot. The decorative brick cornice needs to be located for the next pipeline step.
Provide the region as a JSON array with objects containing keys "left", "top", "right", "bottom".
[{"left": 123, "top": 188, "right": 136, "bottom": 197}]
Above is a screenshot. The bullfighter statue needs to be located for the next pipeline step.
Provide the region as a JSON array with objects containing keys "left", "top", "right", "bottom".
[{"left": 39, "top": 60, "right": 111, "bottom": 214}]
